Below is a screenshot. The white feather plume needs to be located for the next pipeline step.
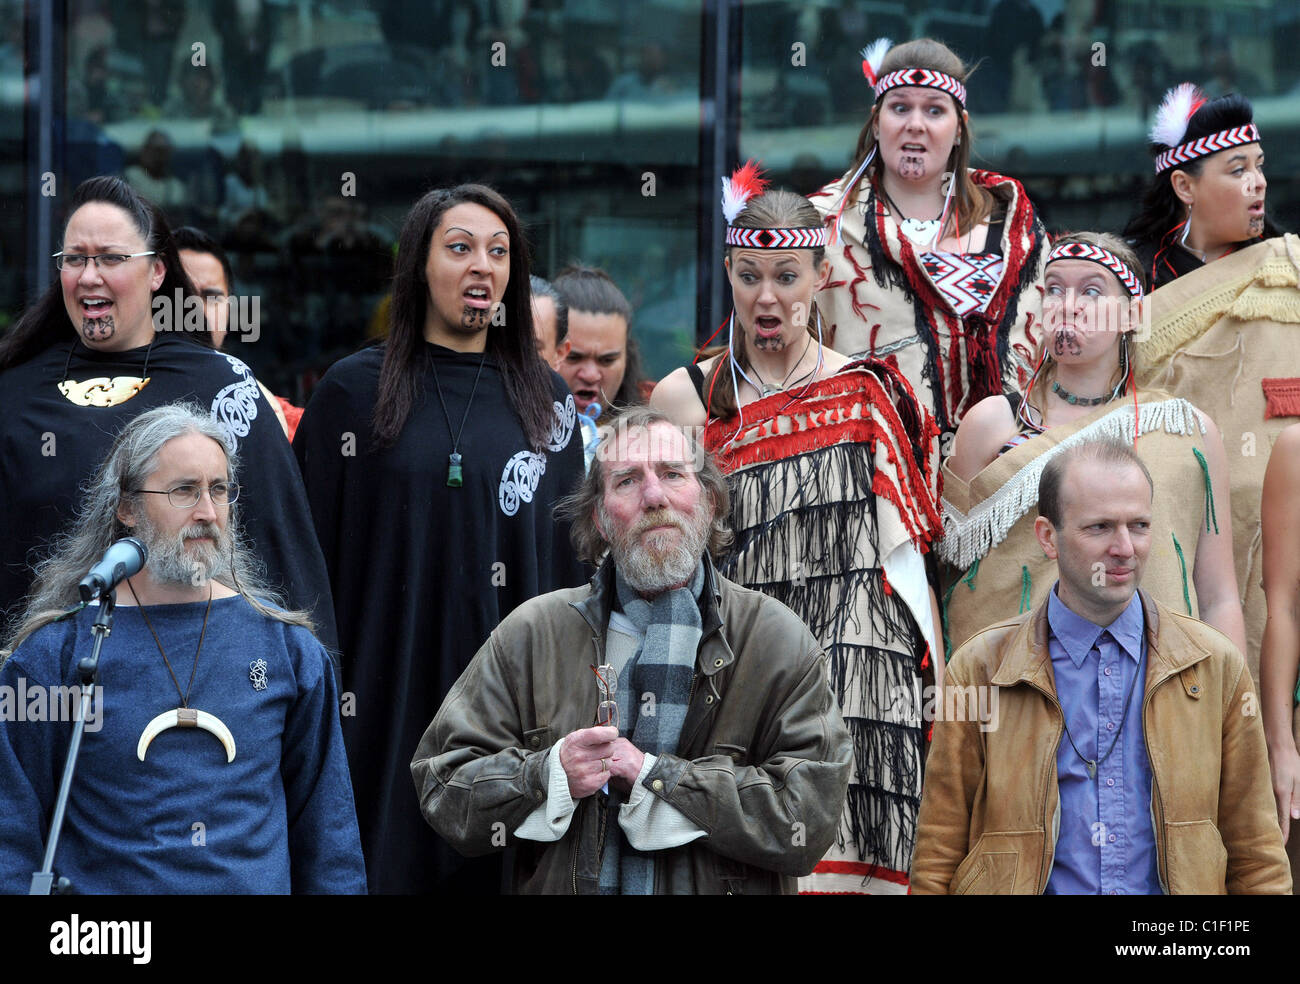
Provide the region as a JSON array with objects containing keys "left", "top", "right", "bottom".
[
  {"left": 720, "top": 161, "right": 767, "bottom": 224},
  {"left": 1150, "top": 83, "right": 1203, "bottom": 148},
  {"left": 860, "top": 37, "right": 892, "bottom": 83},
  {"left": 721, "top": 175, "right": 747, "bottom": 224}
]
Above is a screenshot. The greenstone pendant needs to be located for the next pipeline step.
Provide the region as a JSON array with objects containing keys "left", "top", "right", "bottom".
[{"left": 447, "top": 452, "right": 463, "bottom": 488}]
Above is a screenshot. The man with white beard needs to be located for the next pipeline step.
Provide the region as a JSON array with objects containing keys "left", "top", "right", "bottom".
[
  {"left": 411, "top": 406, "right": 852, "bottom": 894},
  {"left": 0, "top": 403, "right": 365, "bottom": 893}
]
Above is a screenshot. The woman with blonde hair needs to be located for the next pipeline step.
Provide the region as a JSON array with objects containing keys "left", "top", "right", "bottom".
[
  {"left": 655, "top": 164, "right": 943, "bottom": 894},
  {"left": 941, "top": 232, "right": 1244, "bottom": 657}
]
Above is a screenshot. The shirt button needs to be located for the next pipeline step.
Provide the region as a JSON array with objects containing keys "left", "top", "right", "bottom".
[
  {"left": 1107, "top": 722, "right": 1115, "bottom": 731},
  {"left": 651, "top": 779, "right": 664, "bottom": 792},
  {"left": 1110, "top": 889, "right": 1121, "bottom": 895},
  {"left": 1108, "top": 834, "right": 1117, "bottom": 843},
  {"left": 1104, "top": 666, "right": 1112, "bottom": 676},
  {"left": 1106, "top": 778, "right": 1115, "bottom": 787}
]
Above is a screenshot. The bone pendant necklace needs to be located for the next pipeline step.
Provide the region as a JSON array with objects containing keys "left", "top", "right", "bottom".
[{"left": 129, "top": 580, "right": 237, "bottom": 763}]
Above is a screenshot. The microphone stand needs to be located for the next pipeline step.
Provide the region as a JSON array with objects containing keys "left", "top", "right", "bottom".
[{"left": 29, "top": 589, "right": 115, "bottom": 895}]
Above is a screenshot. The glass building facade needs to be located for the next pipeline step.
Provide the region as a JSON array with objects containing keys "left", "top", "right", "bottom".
[{"left": 5, "top": 0, "right": 1297, "bottom": 398}]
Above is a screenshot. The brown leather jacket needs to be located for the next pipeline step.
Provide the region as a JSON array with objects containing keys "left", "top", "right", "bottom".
[
  {"left": 410, "top": 557, "right": 852, "bottom": 894},
  {"left": 914, "top": 590, "right": 1291, "bottom": 894}
]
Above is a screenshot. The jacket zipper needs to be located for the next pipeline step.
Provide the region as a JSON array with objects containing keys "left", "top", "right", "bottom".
[
  {"left": 1142, "top": 677, "right": 1172, "bottom": 894},
  {"left": 572, "top": 628, "right": 609, "bottom": 895},
  {"left": 1030, "top": 683, "right": 1066, "bottom": 894},
  {"left": 571, "top": 799, "right": 582, "bottom": 894}
]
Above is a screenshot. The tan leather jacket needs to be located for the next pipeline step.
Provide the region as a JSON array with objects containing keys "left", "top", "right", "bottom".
[
  {"left": 914, "top": 590, "right": 1291, "bottom": 894},
  {"left": 410, "top": 557, "right": 852, "bottom": 894}
]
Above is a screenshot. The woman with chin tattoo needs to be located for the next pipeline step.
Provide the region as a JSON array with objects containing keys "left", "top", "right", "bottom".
[
  {"left": 0, "top": 175, "right": 336, "bottom": 648},
  {"left": 653, "top": 166, "right": 945, "bottom": 894},
  {"left": 293, "top": 183, "right": 586, "bottom": 895},
  {"left": 810, "top": 37, "right": 1047, "bottom": 449},
  {"left": 1125, "top": 86, "right": 1276, "bottom": 290},
  {"left": 941, "top": 232, "right": 1244, "bottom": 659},
  {"left": 1124, "top": 86, "right": 1295, "bottom": 682}
]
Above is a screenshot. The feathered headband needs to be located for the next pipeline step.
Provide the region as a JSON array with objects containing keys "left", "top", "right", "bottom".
[
  {"left": 721, "top": 160, "right": 828, "bottom": 248},
  {"left": 1047, "top": 241, "right": 1144, "bottom": 299},
  {"left": 861, "top": 37, "right": 967, "bottom": 108},
  {"left": 1151, "top": 82, "right": 1259, "bottom": 174}
]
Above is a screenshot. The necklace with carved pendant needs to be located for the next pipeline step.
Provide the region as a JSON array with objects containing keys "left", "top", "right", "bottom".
[{"left": 880, "top": 186, "right": 944, "bottom": 247}]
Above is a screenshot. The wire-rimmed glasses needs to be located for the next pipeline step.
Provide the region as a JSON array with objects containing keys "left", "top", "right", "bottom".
[
  {"left": 134, "top": 482, "right": 240, "bottom": 508},
  {"left": 53, "top": 251, "right": 157, "bottom": 270},
  {"left": 592, "top": 663, "right": 618, "bottom": 731}
]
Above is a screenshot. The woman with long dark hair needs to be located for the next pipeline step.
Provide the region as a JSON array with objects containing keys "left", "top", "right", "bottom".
[
  {"left": 811, "top": 37, "right": 1047, "bottom": 445},
  {"left": 1129, "top": 88, "right": 1290, "bottom": 681},
  {"left": 654, "top": 167, "right": 944, "bottom": 894},
  {"left": 293, "top": 183, "right": 586, "bottom": 895},
  {"left": 1125, "top": 86, "right": 1275, "bottom": 290},
  {"left": 0, "top": 175, "right": 333, "bottom": 644}
]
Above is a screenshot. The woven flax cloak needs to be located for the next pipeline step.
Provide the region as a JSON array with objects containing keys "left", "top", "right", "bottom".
[
  {"left": 941, "top": 393, "right": 1215, "bottom": 655},
  {"left": 810, "top": 169, "right": 1046, "bottom": 441},
  {"left": 701, "top": 360, "right": 942, "bottom": 894}
]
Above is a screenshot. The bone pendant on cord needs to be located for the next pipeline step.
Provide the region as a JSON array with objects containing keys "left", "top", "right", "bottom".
[{"left": 137, "top": 707, "right": 236, "bottom": 763}]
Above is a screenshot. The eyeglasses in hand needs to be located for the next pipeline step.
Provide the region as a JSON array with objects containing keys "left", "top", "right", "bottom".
[{"left": 592, "top": 663, "right": 618, "bottom": 731}]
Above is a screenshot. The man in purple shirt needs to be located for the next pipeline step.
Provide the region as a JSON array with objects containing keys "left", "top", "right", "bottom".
[{"left": 914, "top": 438, "right": 1290, "bottom": 894}]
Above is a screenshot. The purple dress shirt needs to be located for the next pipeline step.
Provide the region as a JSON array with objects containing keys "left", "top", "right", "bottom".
[{"left": 1044, "top": 587, "right": 1162, "bottom": 895}]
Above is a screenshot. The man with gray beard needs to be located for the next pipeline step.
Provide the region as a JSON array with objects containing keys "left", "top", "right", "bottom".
[
  {"left": 412, "top": 406, "right": 851, "bottom": 893},
  {"left": 0, "top": 403, "right": 365, "bottom": 893}
]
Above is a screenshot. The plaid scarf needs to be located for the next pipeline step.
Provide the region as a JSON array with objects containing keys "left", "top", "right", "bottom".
[{"left": 597, "top": 560, "right": 704, "bottom": 895}]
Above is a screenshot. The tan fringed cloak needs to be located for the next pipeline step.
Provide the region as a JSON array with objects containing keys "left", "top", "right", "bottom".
[
  {"left": 1137, "top": 234, "right": 1300, "bottom": 681},
  {"left": 941, "top": 394, "right": 1218, "bottom": 655}
]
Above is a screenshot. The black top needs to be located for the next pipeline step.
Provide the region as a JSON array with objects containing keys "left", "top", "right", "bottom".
[
  {"left": 1129, "top": 235, "right": 1266, "bottom": 291},
  {"left": 0, "top": 333, "right": 337, "bottom": 649},
  {"left": 983, "top": 212, "right": 1007, "bottom": 257},
  {"left": 293, "top": 341, "right": 587, "bottom": 894},
  {"left": 686, "top": 362, "right": 707, "bottom": 404}
]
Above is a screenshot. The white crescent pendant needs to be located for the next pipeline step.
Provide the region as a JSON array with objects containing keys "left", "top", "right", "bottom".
[
  {"left": 136, "top": 707, "right": 236, "bottom": 763},
  {"left": 900, "top": 218, "right": 941, "bottom": 246}
]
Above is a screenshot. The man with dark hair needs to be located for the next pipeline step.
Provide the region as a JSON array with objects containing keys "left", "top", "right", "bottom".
[
  {"left": 412, "top": 407, "right": 851, "bottom": 893},
  {"left": 554, "top": 266, "right": 646, "bottom": 419},
  {"left": 914, "top": 438, "right": 1290, "bottom": 894},
  {"left": 0, "top": 403, "right": 365, "bottom": 893},
  {"left": 174, "top": 225, "right": 300, "bottom": 439},
  {"left": 529, "top": 274, "right": 569, "bottom": 369}
]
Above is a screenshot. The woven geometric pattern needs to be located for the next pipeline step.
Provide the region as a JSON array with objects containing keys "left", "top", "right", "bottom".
[
  {"left": 1048, "top": 241, "right": 1145, "bottom": 298},
  {"left": 874, "top": 68, "right": 966, "bottom": 107},
  {"left": 725, "top": 225, "right": 829, "bottom": 249},
  {"left": 1154, "top": 123, "right": 1259, "bottom": 173},
  {"left": 920, "top": 250, "right": 1003, "bottom": 317}
]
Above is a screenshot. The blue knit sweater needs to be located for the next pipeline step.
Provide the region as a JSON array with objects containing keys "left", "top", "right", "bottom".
[{"left": 0, "top": 596, "right": 366, "bottom": 894}]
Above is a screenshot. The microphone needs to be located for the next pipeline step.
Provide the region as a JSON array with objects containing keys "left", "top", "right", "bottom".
[{"left": 78, "top": 537, "right": 148, "bottom": 602}]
